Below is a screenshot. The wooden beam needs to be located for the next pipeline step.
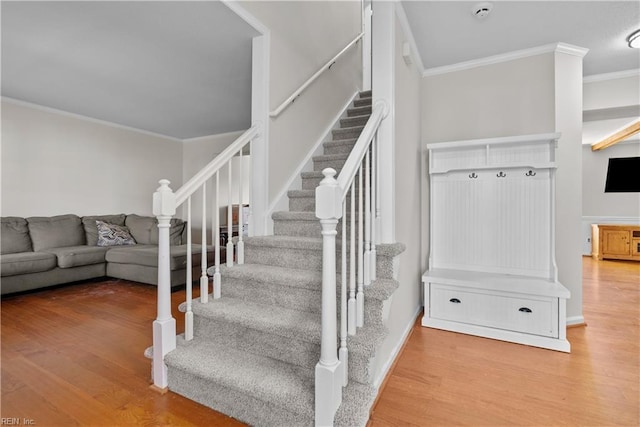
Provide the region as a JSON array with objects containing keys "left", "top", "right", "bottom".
[{"left": 591, "top": 119, "right": 640, "bottom": 151}]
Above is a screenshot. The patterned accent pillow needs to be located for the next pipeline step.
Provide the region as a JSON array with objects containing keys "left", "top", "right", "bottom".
[{"left": 96, "top": 220, "right": 137, "bottom": 247}]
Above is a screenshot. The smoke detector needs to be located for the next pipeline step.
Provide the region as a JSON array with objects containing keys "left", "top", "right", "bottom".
[{"left": 472, "top": 2, "right": 493, "bottom": 20}]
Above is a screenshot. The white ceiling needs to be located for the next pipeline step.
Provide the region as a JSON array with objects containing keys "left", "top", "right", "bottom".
[
  {"left": 1, "top": 1, "right": 258, "bottom": 139},
  {"left": 2, "top": 1, "right": 638, "bottom": 143},
  {"left": 402, "top": 0, "right": 640, "bottom": 76}
]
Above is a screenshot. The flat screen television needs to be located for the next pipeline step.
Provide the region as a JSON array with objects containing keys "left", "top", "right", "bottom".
[{"left": 604, "top": 156, "right": 640, "bottom": 192}]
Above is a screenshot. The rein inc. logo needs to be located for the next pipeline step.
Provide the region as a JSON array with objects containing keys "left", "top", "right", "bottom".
[{"left": 1, "top": 419, "right": 35, "bottom": 425}]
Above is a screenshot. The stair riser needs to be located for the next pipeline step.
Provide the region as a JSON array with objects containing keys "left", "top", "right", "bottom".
[
  {"left": 332, "top": 127, "right": 363, "bottom": 140},
  {"left": 169, "top": 367, "right": 313, "bottom": 426},
  {"left": 193, "top": 316, "right": 320, "bottom": 371},
  {"left": 222, "top": 277, "right": 322, "bottom": 314},
  {"left": 323, "top": 143, "right": 356, "bottom": 155},
  {"left": 353, "top": 98, "right": 372, "bottom": 108},
  {"left": 289, "top": 196, "right": 315, "bottom": 212},
  {"left": 274, "top": 218, "right": 356, "bottom": 238},
  {"left": 245, "top": 243, "right": 323, "bottom": 271},
  {"left": 340, "top": 115, "right": 369, "bottom": 128},
  {"left": 301, "top": 175, "right": 323, "bottom": 190},
  {"left": 314, "top": 157, "right": 346, "bottom": 172},
  {"left": 347, "top": 106, "right": 372, "bottom": 117},
  {"left": 244, "top": 243, "right": 397, "bottom": 280}
]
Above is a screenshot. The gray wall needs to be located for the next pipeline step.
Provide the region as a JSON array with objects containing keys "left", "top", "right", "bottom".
[
  {"left": 241, "top": 1, "right": 362, "bottom": 205},
  {"left": 372, "top": 11, "right": 423, "bottom": 387},
  {"left": 1, "top": 100, "right": 182, "bottom": 217}
]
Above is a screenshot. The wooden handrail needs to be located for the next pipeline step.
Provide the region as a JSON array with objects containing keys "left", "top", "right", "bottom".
[
  {"left": 174, "top": 125, "right": 259, "bottom": 206},
  {"left": 269, "top": 33, "right": 364, "bottom": 118}
]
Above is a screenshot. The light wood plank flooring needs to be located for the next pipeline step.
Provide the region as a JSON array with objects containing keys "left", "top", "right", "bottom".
[{"left": 1, "top": 257, "right": 638, "bottom": 426}]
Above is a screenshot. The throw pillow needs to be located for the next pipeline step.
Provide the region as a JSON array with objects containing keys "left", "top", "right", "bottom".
[{"left": 96, "top": 221, "right": 137, "bottom": 247}]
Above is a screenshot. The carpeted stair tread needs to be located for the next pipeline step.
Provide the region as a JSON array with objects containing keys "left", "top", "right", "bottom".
[
  {"left": 192, "top": 296, "right": 322, "bottom": 343},
  {"left": 324, "top": 138, "right": 357, "bottom": 148},
  {"left": 166, "top": 338, "right": 314, "bottom": 419},
  {"left": 287, "top": 189, "right": 317, "bottom": 199},
  {"left": 359, "top": 90, "right": 372, "bottom": 98}
]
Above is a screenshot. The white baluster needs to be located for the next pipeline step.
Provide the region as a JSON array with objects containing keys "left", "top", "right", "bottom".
[
  {"left": 200, "top": 184, "right": 209, "bottom": 303},
  {"left": 152, "top": 179, "right": 176, "bottom": 390},
  {"left": 237, "top": 148, "right": 245, "bottom": 264},
  {"left": 371, "top": 135, "right": 377, "bottom": 282},
  {"left": 339, "top": 198, "right": 348, "bottom": 386},
  {"left": 348, "top": 180, "right": 356, "bottom": 336},
  {"left": 185, "top": 197, "right": 193, "bottom": 341},
  {"left": 364, "top": 148, "right": 371, "bottom": 287},
  {"left": 227, "top": 160, "right": 234, "bottom": 266},
  {"left": 315, "top": 168, "right": 342, "bottom": 425},
  {"left": 356, "top": 166, "right": 364, "bottom": 328},
  {"left": 213, "top": 172, "right": 221, "bottom": 299}
]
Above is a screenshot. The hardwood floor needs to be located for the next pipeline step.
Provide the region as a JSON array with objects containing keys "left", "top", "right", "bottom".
[
  {"left": 370, "top": 257, "right": 639, "bottom": 426},
  {"left": 1, "top": 257, "right": 638, "bottom": 426}
]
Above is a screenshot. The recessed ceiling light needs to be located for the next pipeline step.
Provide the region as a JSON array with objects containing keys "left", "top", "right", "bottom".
[{"left": 628, "top": 29, "right": 640, "bottom": 48}]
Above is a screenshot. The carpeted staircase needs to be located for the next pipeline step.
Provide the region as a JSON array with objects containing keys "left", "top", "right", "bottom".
[{"left": 164, "top": 91, "right": 404, "bottom": 426}]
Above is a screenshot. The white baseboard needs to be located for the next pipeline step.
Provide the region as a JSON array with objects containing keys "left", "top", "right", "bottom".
[
  {"left": 373, "top": 304, "right": 422, "bottom": 390},
  {"left": 566, "top": 315, "right": 586, "bottom": 326}
]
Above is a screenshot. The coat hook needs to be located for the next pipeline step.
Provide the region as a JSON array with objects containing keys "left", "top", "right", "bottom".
[
  {"left": 496, "top": 171, "right": 506, "bottom": 178},
  {"left": 469, "top": 172, "right": 478, "bottom": 179},
  {"left": 525, "top": 170, "right": 536, "bottom": 177}
]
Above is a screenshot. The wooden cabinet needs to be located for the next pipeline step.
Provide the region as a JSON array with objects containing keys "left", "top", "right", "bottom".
[
  {"left": 423, "top": 133, "right": 570, "bottom": 353},
  {"left": 592, "top": 224, "right": 640, "bottom": 262}
]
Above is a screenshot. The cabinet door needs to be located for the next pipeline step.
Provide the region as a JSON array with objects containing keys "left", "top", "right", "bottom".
[{"left": 602, "top": 230, "right": 630, "bottom": 256}]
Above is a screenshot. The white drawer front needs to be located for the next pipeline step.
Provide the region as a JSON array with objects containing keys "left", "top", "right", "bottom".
[{"left": 430, "top": 284, "right": 558, "bottom": 338}]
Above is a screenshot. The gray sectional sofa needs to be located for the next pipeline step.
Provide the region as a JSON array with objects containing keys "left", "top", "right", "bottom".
[{"left": 1, "top": 214, "right": 214, "bottom": 295}]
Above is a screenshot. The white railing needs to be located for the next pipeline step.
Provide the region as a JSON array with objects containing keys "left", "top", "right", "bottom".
[
  {"left": 270, "top": 32, "right": 364, "bottom": 118},
  {"left": 314, "top": 100, "right": 388, "bottom": 426},
  {"left": 151, "top": 125, "right": 259, "bottom": 390}
]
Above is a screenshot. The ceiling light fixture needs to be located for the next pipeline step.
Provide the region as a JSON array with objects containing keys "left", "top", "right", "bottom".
[{"left": 628, "top": 29, "right": 640, "bottom": 48}]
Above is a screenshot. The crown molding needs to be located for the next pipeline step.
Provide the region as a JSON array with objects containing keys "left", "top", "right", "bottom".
[
  {"left": 394, "top": 2, "right": 425, "bottom": 75},
  {"left": 1, "top": 97, "right": 183, "bottom": 143},
  {"left": 583, "top": 68, "right": 640, "bottom": 83},
  {"left": 423, "top": 43, "right": 588, "bottom": 78},
  {"left": 182, "top": 130, "right": 245, "bottom": 144}
]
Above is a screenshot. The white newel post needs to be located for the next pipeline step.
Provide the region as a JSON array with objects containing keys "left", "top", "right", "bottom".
[
  {"left": 152, "top": 179, "right": 177, "bottom": 390},
  {"left": 315, "top": 168, "right": 343, "bottom": 427}
]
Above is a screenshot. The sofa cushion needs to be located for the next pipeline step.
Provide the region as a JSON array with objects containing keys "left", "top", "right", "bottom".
[
  {"left": 105, "top": 244, "right": 213, "bottom": 271},
  {"left": 1, "top": 252, "right": 57, "bottom": 277},
  {"left": 42, "top": 245, "right": 110, "bottom": 269},
  {"left": 27, "top": 214, "right": 85, "bottom": 251},
  {"left": 1, "top": 217, "right": 33, "bottom": 254},
  {"left": 82, "top": 214, "right": 127, "bottom": 245},
  {"left": 96, "top": 221, "right": 136, "bottom": 247},
  {"left": 125, "top": 214, "right": 185, "bottom": 245}
]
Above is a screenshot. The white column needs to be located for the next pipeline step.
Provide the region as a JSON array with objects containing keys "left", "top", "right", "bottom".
[
  {"left": 152, "top": 179, "right": 177, "bottom": 390},
  {"left": 185, "top": 197, "right": 193, "bottom": 341},
  {"left": 315, "top": 168, "right": 343, "bottom": 426},
  {"left": 251, "top": 34, "right": 270, "bottom": 236},
  {"left": 372, "top": 0, "right": 395, "bottom": 243}
]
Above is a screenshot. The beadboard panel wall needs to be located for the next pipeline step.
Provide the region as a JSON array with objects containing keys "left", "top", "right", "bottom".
[{"left": 1, "top": 100, "right": 182, "bottom": 217}]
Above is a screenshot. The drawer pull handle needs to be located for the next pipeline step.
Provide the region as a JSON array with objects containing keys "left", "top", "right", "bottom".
[
  {"left": 449, "top": 298, "right": 461, "bottom": 304},
  {"left": 519, "top": 307, "right": 532, "bottom": 313}
]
